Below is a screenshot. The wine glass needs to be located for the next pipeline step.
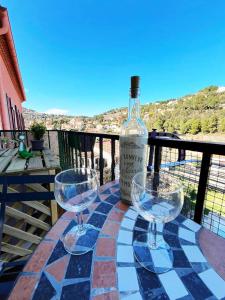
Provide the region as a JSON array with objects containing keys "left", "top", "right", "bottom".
[
  {"left": 132, "top": 171, "right": 184, "bottom": 273},
  {"left": 54, "top": 168, "right": 99, "bottom": 255}
]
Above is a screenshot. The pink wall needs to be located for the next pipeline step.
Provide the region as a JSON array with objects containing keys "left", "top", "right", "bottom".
[
  {"left": 0, "top": 55, "right": 23, "bottom": 129},
  {"left": 0, "top": 7, "right": 25, "bottom": 130}
]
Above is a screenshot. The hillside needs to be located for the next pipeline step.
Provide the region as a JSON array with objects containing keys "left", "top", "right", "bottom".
[{"left": 23, "top": 85, "right": 225, "bottom": 135}]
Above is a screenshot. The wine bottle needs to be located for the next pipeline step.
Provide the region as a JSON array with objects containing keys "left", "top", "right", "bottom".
[{"left": 119, "top": 76, "right": 148, "bottom": 205}]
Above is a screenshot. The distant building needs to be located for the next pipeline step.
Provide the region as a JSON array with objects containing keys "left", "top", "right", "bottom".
[{"left": 0, "top": 6, "right": 25, "bottom": 130}]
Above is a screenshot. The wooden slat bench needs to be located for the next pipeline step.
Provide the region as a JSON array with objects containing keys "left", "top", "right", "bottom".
[{"left": 0, "top": 148, "right": 61, "bottom": 263}]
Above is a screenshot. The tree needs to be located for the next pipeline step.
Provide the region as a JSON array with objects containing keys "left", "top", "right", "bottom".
[
  {"left": 219, "top": 118, "right": 225, "bottom": 132},
  {"left": 199, "top": 86, "right": 218, "bottom": 93},
  {"left": 189, "top": 119, "right": 201, "bottom": 134},
  {"left": 208, "top": 116, "right": 218, "bottom": 133},
  {"left": 201, "top": 118, "right": 210, "bottom": 133},
  {"left": 180, "top": 120, "right": 192, "bottom": 134},
  {"left": 154, "top": 116, "right": 165, "bottom": 131}
]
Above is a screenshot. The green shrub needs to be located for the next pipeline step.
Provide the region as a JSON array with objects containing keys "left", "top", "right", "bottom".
[{"left": 30, "top": 122, "right": 47, "bottom": 140}]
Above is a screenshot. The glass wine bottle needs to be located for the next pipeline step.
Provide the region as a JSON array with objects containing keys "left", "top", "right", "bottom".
[{"left": 119, "top": 76, "right": 148, "bottom": 205}]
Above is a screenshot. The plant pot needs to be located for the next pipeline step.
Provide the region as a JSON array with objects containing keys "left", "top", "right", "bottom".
[{"left": 31, "top": 139, "right": 44, "bottom": 151}]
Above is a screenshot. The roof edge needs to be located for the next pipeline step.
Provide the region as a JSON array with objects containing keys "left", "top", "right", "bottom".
[{"left": 0, "top": 6, "right": 26, "bottom": 101}]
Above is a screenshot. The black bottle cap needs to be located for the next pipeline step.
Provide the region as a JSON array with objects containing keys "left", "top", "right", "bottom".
[{"left": 131, "top": 76, "right": 140, "bottom": 98}]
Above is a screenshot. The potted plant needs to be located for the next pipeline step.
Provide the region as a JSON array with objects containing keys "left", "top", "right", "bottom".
[{"left": 30, "top": 122, "right": 46, "bottom": 150}]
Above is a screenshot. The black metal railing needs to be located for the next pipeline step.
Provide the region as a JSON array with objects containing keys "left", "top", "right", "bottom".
[
  {"left": 0, "top": 128, "right": 225, "bottom": 298},
  {"left": 58, "top": 130, "right": 119, "bottom": 185},
  {"left": 58, "top": 130, "right": 225, "bottom": 237},
  {"left": 0, "top": 129, "right": 225, "bottom": 235}
]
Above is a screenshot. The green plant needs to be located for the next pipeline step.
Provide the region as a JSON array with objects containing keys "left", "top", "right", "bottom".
[{"left": 30, "top": 122, "right": 46, "bottom": 140}]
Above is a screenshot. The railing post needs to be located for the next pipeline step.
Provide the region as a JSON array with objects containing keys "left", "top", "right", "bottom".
[
  {"left": 48, "top": 130, "right": 51, "bottom": 149},
  {"left": 111, "top": 139, "right": 115, "bottom": 181},
  {"left": 154, "top": 145, "right": 162, "bottom": 173},
  {"left": 84, "top": 136, "right": 88, "bottom": 168},
  {"left": 25, "top": 130, "right": 29, "bottom": 147},
  {"left": 99, "top": 137, "right": 104, "bottom": 185},
  {"left": 91, "top": 148, "right": 94, "bottom": 169},
  {"left": 148, "top": 129, "right": 157, "bottom": 171},
  {"left": 194, "top": 152, "right": 211, "bottom": 224}
]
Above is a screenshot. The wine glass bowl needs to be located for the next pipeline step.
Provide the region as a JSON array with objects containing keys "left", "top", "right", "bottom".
[
  {"left": 132, "top": 172, "right": 183, "bottom": 223},
  {"left": 132, "top": 171, "right": 184, "bottom": 273},
  {"left": 54, "top": 168, "right": 99, "bottom": 255}
]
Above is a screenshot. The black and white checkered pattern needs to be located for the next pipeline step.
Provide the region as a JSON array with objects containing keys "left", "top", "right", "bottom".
[{"left": 117, "top": 208, "right": 225, "bottom": 300}]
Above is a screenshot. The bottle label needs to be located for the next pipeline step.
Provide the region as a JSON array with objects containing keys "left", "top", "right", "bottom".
[{"left": 119, "top": 135, "right": 147, "bottom": 204}]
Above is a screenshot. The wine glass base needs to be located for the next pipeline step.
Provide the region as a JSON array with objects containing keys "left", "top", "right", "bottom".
[
  {"left": 133, "top": 233, "right": 173, "bottom": 274},
  {"left": 62, "top": 224, "right": 98, "bottom": 255}
]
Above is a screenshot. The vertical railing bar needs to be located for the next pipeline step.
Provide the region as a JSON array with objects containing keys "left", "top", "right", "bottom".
[
  {"left": 99, "top": 137, "right": 104, "bottom": 185},
  {"left": 66, "top": 132, "right": 70, "bottom": 168},
  {"left": 25, "top": 131, "right": 29, "bottom": 147},
  {"left": 84, "top": 136, "right": 88, "bottom": 168},
  {"left": 68, "top": 135, "right": 71, "bottom": 168},
  {"left": 63, "top": 132, "right": 67, "bottom": 169},
  {"left": 154, "top": 146, "right": 162, "bottom": 173},
  {"left": 194, "top": 152, "right": 211, "bottom": 224},
  {"left": 62, "top": 131, "right": 65, "bottom": 169},
  {"left": 71, "top": 148, "right": 75, "bottom": 168},
  {"left": 91, "top": 149, "right": 94, "bottom": 170},
  {"left": 48, "top": 130, "right": 51, "bottom": 149},
  {"left": 58, "top": 131, "right": 62, "bottom": 167},
  {"left": 63, "top": 131, "right": 66, "bottom": 168},
  {"left": 148, "top": 130, "right": 157, "bottom": 170},
  {"left": 79, "top": 135, "right": 82, "bottom": 168},
  {"left": 75, "top": 147, "right": 78, "bottom": 168},
  {"left": 67, "top": 132, "right": 72, "bottom": 168},
  {"left": 79, "top": 149, "right": 82, "bottom": 168},
  {"left": 111, "top": 138, "right": 115, "bottom": 181}
]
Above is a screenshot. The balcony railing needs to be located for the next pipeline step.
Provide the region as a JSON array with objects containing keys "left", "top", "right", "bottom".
[
  {"left": 0, "top": 128, "right": 225, "bottom": 298},
  {"left": 57, "top": 130, "right": 225, "bottom": 238},
  {"left": 0, "top": 129, "right": 225, "bottom": 237}
]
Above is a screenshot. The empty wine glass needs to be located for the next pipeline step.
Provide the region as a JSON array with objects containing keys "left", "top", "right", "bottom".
[
  {"left": 54, "top": 168, "right": 99, "bottom": 255},
  {"left": 132, "top": 171, "right": 184, "bottom": 273}
]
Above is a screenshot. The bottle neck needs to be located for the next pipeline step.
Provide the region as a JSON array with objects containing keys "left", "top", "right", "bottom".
[{"left": 128, "top": 95, "right": 140, "bottom": 120}]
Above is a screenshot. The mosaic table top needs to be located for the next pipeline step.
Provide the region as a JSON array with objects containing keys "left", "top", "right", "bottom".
[{"left": 9, "top": 181, "right": 225, "bottom": 300}]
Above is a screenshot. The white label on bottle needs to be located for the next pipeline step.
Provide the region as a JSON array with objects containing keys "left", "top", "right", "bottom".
[{"left": 119, "top": 135, "right": 147, "bottom": 204}]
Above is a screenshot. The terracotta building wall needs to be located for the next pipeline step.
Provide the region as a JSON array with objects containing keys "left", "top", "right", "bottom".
[
  {"left": 0, "top": 54, "right": 23, "bottom": 110},
  {"left": 0, "top": 55, "right": 22, "bottom": 129},
  {"left": 0, "top": 6, "right": 25, "bottom": 130}
]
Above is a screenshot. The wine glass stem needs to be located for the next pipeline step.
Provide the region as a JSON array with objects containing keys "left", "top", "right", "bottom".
[
  {"left": 76, "top": 211, "right": 85, "bottom": 234},
  {"left": 149, "top": 221, "right": 157, "bottom": 249}
]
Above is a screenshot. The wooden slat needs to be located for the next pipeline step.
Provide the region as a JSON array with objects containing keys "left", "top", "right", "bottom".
[
  {"left": 21, "top": 201, "right": 51, "bottom": 216},
  {"left": 2, "top": 213, "right": 49, "bottom": 262},
  {"left": 3, "top": 224, "right": 41, "bottom": 244},
  {"left": 8, "top": 187, "right": 51, "bottom": 216},
  {"left": 48, "top": 169, "right": 58, "bottom": 224},
  {"left": 6, "top": 157, "right": 27, "bottom": 173},
  {"left": 1, "top": 242, "right": 32, "bottom": 256},
  {"left": 25, "top": 183, "right": 48, "bottom": 192},
  {"left": 0, "top": 156, "right": 14, "bottom": 173},
  {"left": 27, "top": 157, "right": 43, "bottom": 170},
  {"left": 7, "top": 186, "right": 51, "bottom": 216},
  {"left": 5, "top": 205, "right": 50, "bottom": 231},
  {"left": 42, "top": 149, "right": 60, "bottom": 169},
  {"left": 0, "top": 149, "right": 10, "bottom": 157},
  {"left": 2, "top": 148, "right": 18, "bottom": 157}
]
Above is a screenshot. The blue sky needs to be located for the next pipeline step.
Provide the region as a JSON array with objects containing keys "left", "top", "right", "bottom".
[{"left": 2, "top": 0, "right": 225, "bottom": 116}]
